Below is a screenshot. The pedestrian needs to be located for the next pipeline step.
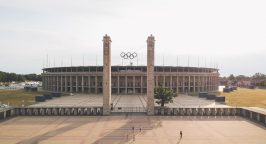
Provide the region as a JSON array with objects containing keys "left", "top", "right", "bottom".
[
  {"left": 110, "top": 103, "right": 113, "bottom": 110},
  {"left": 180, "top": 131, "right": 183, "bottom": 139},
  {"left": 139, "top": 127, "right": 142, "bottom": 132}
]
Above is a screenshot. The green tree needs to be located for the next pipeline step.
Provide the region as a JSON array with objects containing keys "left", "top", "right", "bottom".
[
  {"left": 252, "top": 73, "right": 266, "bottom": 80},
  {"left": 228, "top": 74, "right": 235, "bottom": 81},
  {"left": 154, "top": 87, "right": 176, "bottom": 107},
  {"left": 235, "top": 75, "right": 249, "bottom": 81},
  {"left": 228, "top": 74, "right": 237, "bottom": 85},
  {"left": 0, "top": 71, "right": 41, "bottom": 82}
]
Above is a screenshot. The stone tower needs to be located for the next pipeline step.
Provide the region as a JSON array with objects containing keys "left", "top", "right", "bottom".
[
  {"left": 147, "top": 35, "right": 155, "bottom": 115},
  {"left": 103, "top": 34, "right": 112, "bottom": 115}
]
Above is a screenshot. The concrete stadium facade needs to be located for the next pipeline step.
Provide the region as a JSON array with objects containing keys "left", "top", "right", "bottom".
[{"left": 42, "top": 66, "right": 219, "bottom": 94}]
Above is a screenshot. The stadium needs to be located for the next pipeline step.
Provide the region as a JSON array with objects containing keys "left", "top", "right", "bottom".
[{"left": 42, "top": 66, "right": 219, "bottom": 94}]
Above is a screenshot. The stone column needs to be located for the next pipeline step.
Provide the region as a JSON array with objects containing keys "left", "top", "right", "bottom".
[
  {"left": 156, "top": 76, "right": 158, "bottom": 88},
  {"left": 125, "top": 76, "right": 128, "bottom": 94},
  {"left": 216, "top": 76, "right": 218, "bottom": 91},
  {"left": 213, "top": 76, "right": 215, "bottom": 91},
  {"left": 204, "top": 76, "right": 207, "bottom": 92},
  {"left": 209, "top": 76, "right": 211, "bottom": 91},
  {"left": 82, "top": 76, "right": 84, "bottom": 93},
  {"left": 202, "top": 76, "right": 204, "bottom": 92},
  {"left": 170, "top": 76, "right": 173, "bottom": 89},
  {"left": 206, "top": 76, "right": 208, "bottom": 92},
  {"left": 42, "top": 75, "right": 47, "bottom": 90},
  {"left": 65, "top": 76, "right": 67, "bottom": 93},
  {"left": 204, "top": 76, "right": 206, "bottom": 92},
  {"left": 51, "top": 76, "right": 53, "bottom": 91},
  {"left": 193, "top": 76, "right": 196, "bottom": 93},
  {"left": 95, "top": 76, "right": 98, "bottom": 94},
  {"left": 133, "top": 76, "right": 136, "bottom": 94},
  {"left": 43, "top": 76, "right": 45, "bottom": 90},
  {"left": 203, "top": 76, "right": 205, "bottom": 92},
  {"left": 60, "top": 76, "right": 63, "bottom": 92},
  {"left": 47, "top": 76, "right": 49, "bottom": 90},
  {"left": 48, "top": 76, "right": 49, "bottom": 91},
  {"left": 214, "top": 76, "right": 215, "bottom": 91},
  {"left": 54, "top": 76, "right": 56, "bottom": 91},
  {"left": 207, "top": 76, "right": 209, "bottom": 92},
  {"left": 200, "top": 76, "right": 203, "bottom": 92},
  {"left": 188, "top": 76, "right": 191, "bottom": 94},
  {"left": 52, "top": 76, "right": 54, "bottom": 91},
  {"left": 56, "top": 76, "right": 59, "bottom": 92},
  {"left": 147, "top": 35, "right": 155, "bottom": 115},
  {"left": 176, "top": 76, "right": 179, "bottom": 94},
  {"left": 42, "top": 76, "right": 44, "bottom": 90},
  {"left": 197, "top": 76, "right": 200, "bottom": 93},
  {"left": 198, "top": 76, "right": 200, "bottom": 92},
  {"left": 182, "top": 76, "right": 185, "bottom": 93},
  {"left": 163, "top": 76, "right": 166, "bottom": 88},
  {"left": 43, "top": 76, "right": 46, "bottom": 90},
  {"left": 48, "top": 76, "right": 51, "bottom": 91},
  {"left": 88, "top": 76, "right": 91, "bottom": 93},
  {"left": 214, "top": 76, "right": 216, "bottom": 91},
  {"left": 117, "top": 76, "right": 120, "bottom": 94},
  {"left": 140, "top": 76, "right": 143, "bottom": 94},
  {"left": 76, "top": 76, "right": 78, "bottom": 93},
  {"left": 208, "top": 76, "right": 211, "bottom": 92},
  {"left": 212, "top": 76, "right": 214, "bottom": 91},
  {"left": 209, "top": 76, "right": 212, "bottom": 91},
  {"left": 47, "top": 76, "right": 50, "bottom": 91},
  {"left": 70, "top": 76, "right": 72, "bottom": 93},
  {"left": 103, "top": 34, "right": 112, "bottom": 115}
]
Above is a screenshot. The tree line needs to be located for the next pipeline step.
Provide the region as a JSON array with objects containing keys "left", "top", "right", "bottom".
[
  {"left": 222, "top": 73, "right": 266, "bottom": 87},
  {"left": 0, "top": 71, "right": 42, "bottom": 82}
]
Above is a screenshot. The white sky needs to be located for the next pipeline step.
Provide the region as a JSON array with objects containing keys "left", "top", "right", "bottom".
[{"left": 0, "top": 0, "right": 265, "bottom": 76}]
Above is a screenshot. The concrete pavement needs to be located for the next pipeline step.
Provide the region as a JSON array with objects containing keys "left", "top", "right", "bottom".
[{"left": 0, "top": 116, "right": 265, "bottom": 144}]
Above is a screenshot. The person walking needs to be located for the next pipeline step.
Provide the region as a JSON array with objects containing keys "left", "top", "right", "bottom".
[{"left": 180, "top": 131, "right": 183, "bottom": 139}]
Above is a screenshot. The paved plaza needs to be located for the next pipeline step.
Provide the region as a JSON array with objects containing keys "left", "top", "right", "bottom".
[
  {"left": 0, "top": 116, "right": 265, "bottom": 144},
  {"left": 29, "top": 94, "right": 228, "bottom": 109}
]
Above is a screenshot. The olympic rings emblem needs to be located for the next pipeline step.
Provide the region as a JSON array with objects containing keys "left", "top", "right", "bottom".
[{"left": 120, "top": 52, "right": 137, "bottom": 59}]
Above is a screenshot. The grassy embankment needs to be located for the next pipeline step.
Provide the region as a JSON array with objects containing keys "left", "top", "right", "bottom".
[
  {"left": 218, "top": 88, "right": 266, "bottom": 108},
  {"left": 0, "top": 90, "right": 43, "bottom": 107}
]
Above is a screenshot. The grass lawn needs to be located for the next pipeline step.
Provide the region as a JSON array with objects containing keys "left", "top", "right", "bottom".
[
  {"left": 0, "top": 90, "right": 43, "bottom": 107},
  {"left": 219, "top": 88, "right": 266, "bottom": 108},
  {"left": 1, "top": 88, "right": 266, "bottom": 109}
]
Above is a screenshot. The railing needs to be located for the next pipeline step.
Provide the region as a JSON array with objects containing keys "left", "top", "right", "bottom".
[
  {"left": 154, "top": 107, "right": 239, "bottom": 116},
  {"left": 1, "top": 107, "right": 103, "bottom": 117},
  {"left": 1, "top": 107, "right": 266, "bottom": 127},
  {"left": 154, "top": 107, "right": 266, "bottom": 127}
]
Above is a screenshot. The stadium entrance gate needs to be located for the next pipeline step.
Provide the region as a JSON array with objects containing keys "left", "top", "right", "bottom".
[{"left": 111, "top": 106, "right": 146, "bottom": 113}]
